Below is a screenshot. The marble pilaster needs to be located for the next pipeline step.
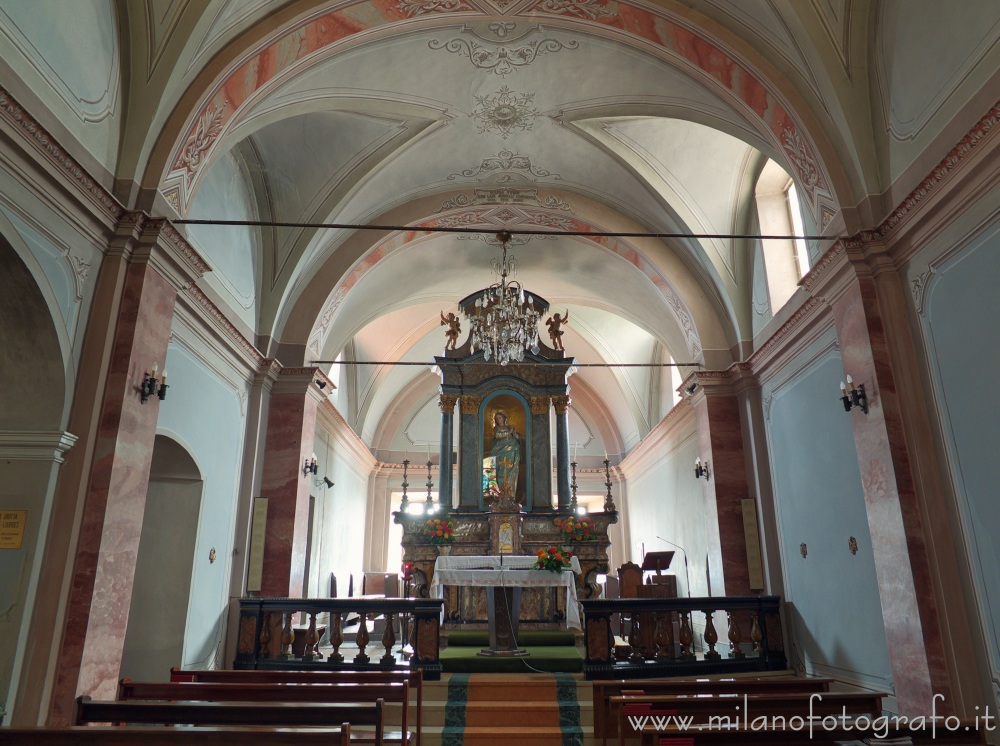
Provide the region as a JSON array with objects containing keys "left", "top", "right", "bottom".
[
  {"left": 51, "top": 215, "right": 207, "bottom": 724},
  {"left": 457, "top": 396, "right": 481, "bottom": 510},
  {"left": 258, "top": 367, "right": 327, "bottom": 597},
  {"left": 529, "top": 396, "right": 552, "bottom": 511},
  {"left": 552, "top": 395, "right": 571, "bottom": 509},
  {"left": 438, "top": 395, "right": 457, "bottom": 510},
  {"left": 688, "top": 377, "right": 753, "bottom": 597},
  {"left": 809, "top": 247, "right": 952, "bottom": 715}
]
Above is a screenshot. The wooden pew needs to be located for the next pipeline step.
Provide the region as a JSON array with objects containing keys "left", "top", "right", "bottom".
[
  {"left": 593, "top": 676, "right": 833, "bottom": 743},
  {"left": 171, "top": 667, "right": 423, "bottom": 746},
  {"left": 120, "top": 679, "right": 410, "bottom": 744},
  {"left": 614, "top": 690, "right": 883, "bottom": 746},
  {"left": 74, "top": 695, "right": 384, "bottom": 745},
  {"left": 0, "top": 725, "right": 351, "bottom": 745}
]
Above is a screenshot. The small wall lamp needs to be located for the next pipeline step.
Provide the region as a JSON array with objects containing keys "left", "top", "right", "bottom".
[
  {"left": 140, "top": 363, "right": 168, "bottom": 404},
  {"left": 694, "top": 457, "right": 711, "bottom": 481},
  {"left": 303, "top": 454, "right": 318, "bottom": 477},
  {"left": 840, "top": 375, "right": 869, "bottom": 414},
  {"left": 315, "top": 476, "right": 334, "bottom": 489}
]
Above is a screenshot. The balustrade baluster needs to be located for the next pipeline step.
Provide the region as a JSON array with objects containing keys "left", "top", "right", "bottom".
[
  {"left": 654, "top": 610, "right": 674, "bottom": 662},
  {"left": 628, "top": 611, "right": 644, "bottom": 664},
  {"left": 280, "top": 612, "right": 295, "bottom": 659},
  {"left": 354, "top": 611, "right": 371, "bottom": 664},
  {"left": 728, "top": 611, "right": 744, "bottom": 658},
  {"left": 751, "top": 611, "right": 762, "bottom": 653},
  {"left": 703, "top": 609, "right": 721, "bottom": 659},
  {"left": 678, "top": 611, "right": 695, "bottom": 660},
  {"left": 303, "top": 611, "right": 323, "bottom": 661},
  {"left": 258, "top": 612, "right": 272, "bottom": 659},
  {"left": 381, "top": 612, "right": 397, "bottom": 665},
  {"left": 329, "top": 612, "right": 345, "bottom": 662}
]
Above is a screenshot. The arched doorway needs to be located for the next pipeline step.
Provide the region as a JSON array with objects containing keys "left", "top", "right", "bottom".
[
  {"left": 0, "top": 235, "right": 69, "bottom": 720},
  {"left": 120, "top": 435, "right": 203, "bottom": 681}
]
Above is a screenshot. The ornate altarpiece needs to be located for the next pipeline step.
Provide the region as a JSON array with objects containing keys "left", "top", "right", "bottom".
[{"left": 395, "top": 317, "right": 616, "bottom": 629}]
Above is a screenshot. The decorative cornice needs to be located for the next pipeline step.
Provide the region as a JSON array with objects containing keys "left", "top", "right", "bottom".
[
  {"left": 0, "top": 430, "right": 78, "bottom": 462},
  {"left": 802, "top": 99, "right": 1000, "bottom": 275},
  {"left": 0, "top": 85, "right": 123, "bottom": 221},
  {"left": 747, "top": 296, "right": 823, "bottom": 369},
  {"left": 183, "top": 284, "right": 265, "bottom": 367}
]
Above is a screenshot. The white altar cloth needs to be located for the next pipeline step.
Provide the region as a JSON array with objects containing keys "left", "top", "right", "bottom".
[{"left": 429, "top": 555, "right": 582, "bottom": 629}]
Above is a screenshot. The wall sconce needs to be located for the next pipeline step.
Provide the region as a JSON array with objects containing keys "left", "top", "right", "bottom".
[
  {"left": 314, "top": 476, "right": 334, "bottom": 489},
  {"left": 840, "top": 374, "right": 868, "bottom": 414},
  {"left": 694, "top": 457, "right": 710, "bottom": 480},
  {"left": 140, "top": 363, "right": 168, "bottom": 404},
  {"left": 303, "top": 455, "right": 318, "bottom": 477}
]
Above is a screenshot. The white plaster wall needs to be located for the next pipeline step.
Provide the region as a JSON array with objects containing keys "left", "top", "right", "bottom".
[
  {"left": 313, "top": 427, "right": 370, "bottom": 600},
  {"left": 622, "top": 418, "right": 708, "bottom": 598},
  {"left": 0, "top": 0, "right": 121, "bottom": 171},
  {"left": 876, "top": 1, "right": 1000, "bottom": 184},
  {"left": 155, "top": 340, "right": 247, "bottom": 669},
  {"left": 763, "top": 334, "right": 892, "bottom": 692},
  {"left": 914, "top": 215, "right": 1000, "bottom": 680},
  {"left": 186, "top": 151, "right": 259, "bottom": 331}
]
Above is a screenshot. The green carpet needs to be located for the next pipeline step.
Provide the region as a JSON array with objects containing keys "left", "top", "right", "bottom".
[
  {"left": 440, "top": 645, "right": 584, "bottom": 673},
  {"left": 447, "top": 629, "right": 577, "bottom": 647}
]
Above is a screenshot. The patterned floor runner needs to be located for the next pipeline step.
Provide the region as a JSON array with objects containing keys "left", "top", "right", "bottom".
[{"left": 441, "top": 672, "right": 583, "bottom": 745}]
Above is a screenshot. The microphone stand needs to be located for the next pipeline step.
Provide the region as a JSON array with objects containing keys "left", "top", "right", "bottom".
[{"left": 656, "top": 536, "right": 691, "bottom": 598}]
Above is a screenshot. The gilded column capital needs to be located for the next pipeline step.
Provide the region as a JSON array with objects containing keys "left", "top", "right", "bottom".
[
  {"left": 460, "top": 396, "right": 482, "bottom": 415},
  {"left": 439, "top": 394, "right": 458, "bottom": 412},
  {"left": 551, "top": 395, "right": 571, "bottom": 414},
  {"left": 529, "top": 396, "right": 550, "bottom": 415}
]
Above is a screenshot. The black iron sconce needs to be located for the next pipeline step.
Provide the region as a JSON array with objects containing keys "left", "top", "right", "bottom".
[
  {"left": 140, "top": 363, "right": 168, "bottom": 404},
  {"left": 840, "top": 375, "right": 869, "bottom": 414},
  {"left": 694, "top": 457, "right": 710, "bottom": 480},
  {"left": 303, "top": 455, "right": 318, "bottom": 477}
]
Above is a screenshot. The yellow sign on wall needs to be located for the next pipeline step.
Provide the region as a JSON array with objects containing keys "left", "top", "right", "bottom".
[{"left": 0, "top": 510, "right": 27, "bottom": 550}]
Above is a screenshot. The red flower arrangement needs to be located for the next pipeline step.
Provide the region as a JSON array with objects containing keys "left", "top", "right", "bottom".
[
  {"left": 534, "top": 545, "right": 573, "bottom": 572},
  {"left": 556, "top": 515, "right": 594, "bottom": 542},
  {"left": 424, "top": 517, "right": 456, "bottom": 544}
]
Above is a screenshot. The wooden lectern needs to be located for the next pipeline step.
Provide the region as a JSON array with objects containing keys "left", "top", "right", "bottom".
[{"left": 641, "top": 551, "right": 675, "bottom": 576}]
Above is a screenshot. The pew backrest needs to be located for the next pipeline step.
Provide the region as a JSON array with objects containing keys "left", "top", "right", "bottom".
[
  {"left": 75, "top": 695, "right": 384, "bottom": 745},
  {"left": 0, "top": 725, "right": 351, "bottom": 746},
  {"left": 593, "top": 676, "right": 833, "bottom": 741}
]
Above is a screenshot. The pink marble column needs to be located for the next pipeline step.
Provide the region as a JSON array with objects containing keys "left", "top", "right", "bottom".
[
  {"left": 689, "top": 376, "right": 753, "bottom": 597},
  {"left": 258, "top": 368, "right": 326, "bottom": 598},
  {"left": 51, "top": 215, "right": 207, "bottom": 724},
  {"left": 807, "top": 246, "right": 952, "bottom": 715}
]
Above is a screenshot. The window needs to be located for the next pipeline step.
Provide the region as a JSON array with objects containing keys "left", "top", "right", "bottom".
[{"left": 755, "top": 159, "right": 810, "bottom": 312}]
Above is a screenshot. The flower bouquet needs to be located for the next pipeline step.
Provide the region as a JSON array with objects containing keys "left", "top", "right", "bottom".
[
  {"left": 534, "top": 545, "right": 573, "bottom": 572},
  {"left": 556, "top": 515, "right": 594, "bottom": 542},
  {"left": 424, "top": 517, "right": 456, "bottom": 544}
]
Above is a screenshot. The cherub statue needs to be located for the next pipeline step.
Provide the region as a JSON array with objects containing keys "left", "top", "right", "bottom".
[
  {"left": 441, "top": 311, "right": 461, "bottom": 350},
  {"left": 546, "top": 310, "right": 570, "bottom": 351}
]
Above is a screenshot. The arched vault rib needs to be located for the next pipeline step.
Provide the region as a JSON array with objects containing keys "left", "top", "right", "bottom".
[
  {"left": 146, "top": 0, "right": 848, "bottom": 222},
  {"left": 298, "top": 207, "right": 709, "bottom": 371}
]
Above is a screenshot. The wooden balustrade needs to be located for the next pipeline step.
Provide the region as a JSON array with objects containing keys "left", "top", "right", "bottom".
[
  {"left": 236, "top": 597, "right": 444, "bottom": 680},
  {"left": 581, "top": 595, "right": 785, "bottom": 679}
]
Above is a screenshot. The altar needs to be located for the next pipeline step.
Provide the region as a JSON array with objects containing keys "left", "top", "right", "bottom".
[
  {"left": 394, "top": 282, "right": 616, "bottom": 631},
  {"left": 429, "top": 555, "right": 583, "bottom": 629}
]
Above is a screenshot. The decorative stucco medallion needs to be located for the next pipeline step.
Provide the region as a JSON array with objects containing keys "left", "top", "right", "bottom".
[
  {"left": 448, "top": 149, "right": 560, "bottom": 180},
  {"left": 471, "top": 86, "right": 539, "bottom": 139}
]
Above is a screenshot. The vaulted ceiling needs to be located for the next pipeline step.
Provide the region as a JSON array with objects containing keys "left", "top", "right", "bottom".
[{"left": 5, "top": 0, "right": 997, "bottom": 462}]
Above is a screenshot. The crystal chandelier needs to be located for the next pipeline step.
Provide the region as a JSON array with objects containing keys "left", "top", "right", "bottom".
[{"left": 464, "top": 231, "right": 542, "bottom": 366}]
